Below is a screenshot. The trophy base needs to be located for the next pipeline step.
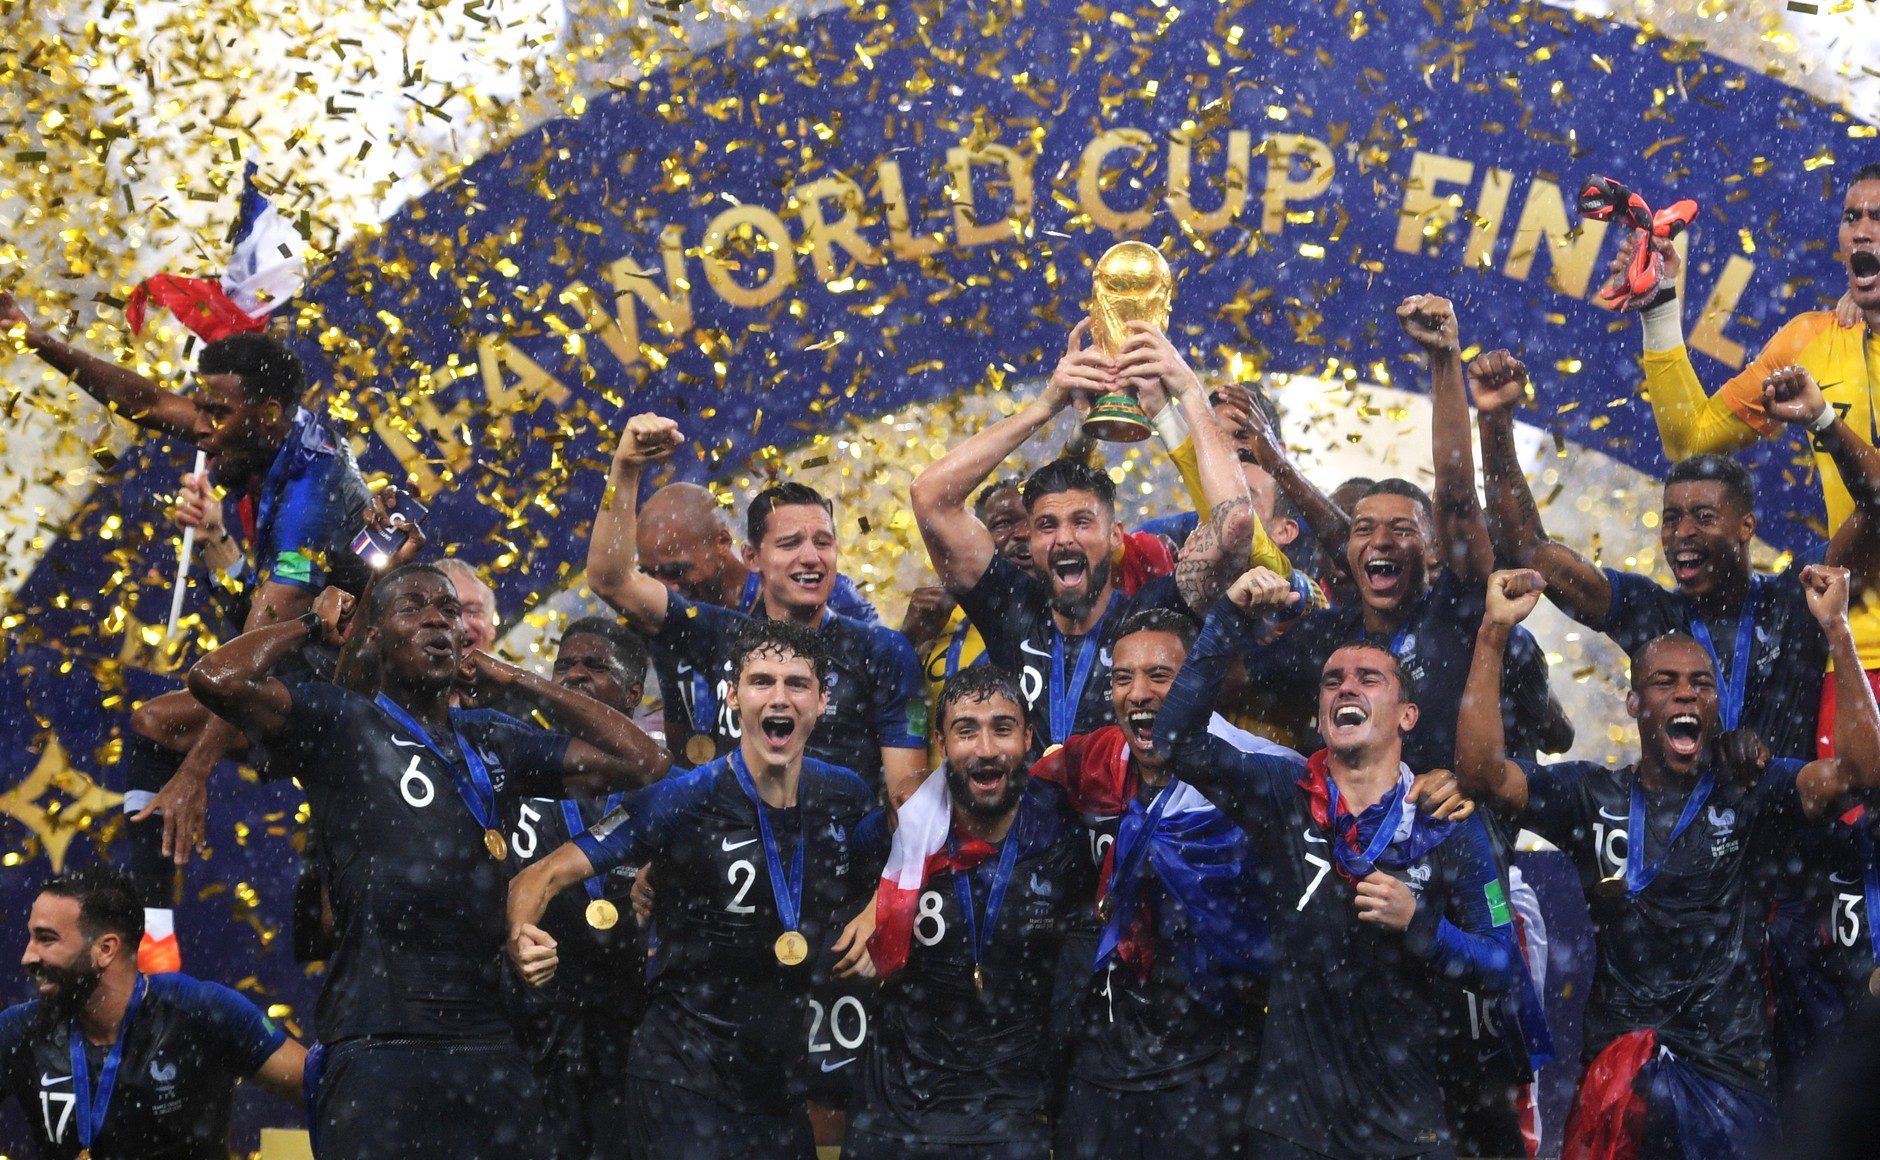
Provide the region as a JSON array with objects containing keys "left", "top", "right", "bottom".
[{"left": 1082, "top": 394, "right": 1153, "bottom": 443}]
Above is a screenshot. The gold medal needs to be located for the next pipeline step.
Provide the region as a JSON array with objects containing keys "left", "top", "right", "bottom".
[
  {"left": 1868, "top": 967, "right": 1880, "bottom": 999},
  {"left": 1096, "top": 894, "right": 1113, "bottom": 922},
  {"left": 484, "top": 828, "right": 509, "bottom": 861},
  {"left": 686, "top": 734, "right": 716, "bottom": 765},
  {"left": 78, "top": 1151, "right": 90, "bottom": 1160},
  {"left": 973, "top": 964, "right": 985, "bottom": 994},
  {"left": 774, "top": 930, "right": 809, "bottom": 966},
  {"left": 1593, "top": 874, "right": 1628, "bottom": 899},
  {"left": 586, "top": 899, "right": 620, "bottom": 930}
]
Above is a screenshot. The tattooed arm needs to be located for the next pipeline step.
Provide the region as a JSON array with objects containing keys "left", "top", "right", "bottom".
[
  {"left": 1176, "top": 495, "right": 1257, "bottom": 613},
  {"left": 1470, "top": 350, "right": 1613, "bottom": 624}
]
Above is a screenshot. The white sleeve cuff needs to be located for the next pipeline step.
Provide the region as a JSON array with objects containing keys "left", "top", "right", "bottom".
[
  {"left": 1153, "top": 402, "right": 1190, "bottom": 450},
  {"left": 219, "top": 555, "right": 247, "bottom": 581},
  {"left": 1639, "top": 297, "right": 1685, "bottom": 353}
]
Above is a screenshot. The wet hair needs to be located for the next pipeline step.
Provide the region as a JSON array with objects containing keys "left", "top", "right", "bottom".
[
  {"left": 39, "top": 865, "right": 144, "bottom": 945},
  {"left": 1357, "top": 478, "right": 1434, "bottom": 524},
  {"left": 1849, "top": 162, "right": 1880, "bottom": 188},
  {"left": 727, "top": 617, "right": 831, "bottom": 688},
  {"left": 937, "top": 664, "right": 1028, "bottom": 729},
  {"left": 1628, "top": 631, "right": 1712, "bottom": 691},
  {"left": 1021, "top": 457, "right": 1115, "bottom": 515},
  {"left": 365, "top": 562, "right": 451, "bottom": 624},
  {"left": 974, "top": 477, "right": 1025, "bottom": 519},
  {"left": 197, "top": 333, "right": 306, "bottom": 409},
  {"left": 561, "top": 616, "right": 650, "bottom": 687},
  {"left": 1116, "top": 606, "right": 1199, "bottom": 652},
  {"left": 747, "top": 482, "right": 835, "bottom": 546},
  {"left": 1664, "top": 453, "right": 1756, "bottom": 515},
  {"left": 1324, "top": 639, "right": 1418, "bottom": 706}
]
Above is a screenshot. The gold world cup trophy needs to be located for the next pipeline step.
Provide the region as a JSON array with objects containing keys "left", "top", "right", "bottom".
[{"left": 1082, "top": 240, "right": 1174, "bottom": 443}]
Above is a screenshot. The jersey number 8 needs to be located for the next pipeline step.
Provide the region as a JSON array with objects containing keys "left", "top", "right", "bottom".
[{"left": 914, "top": 890, "right": 946, "bottom": 946}]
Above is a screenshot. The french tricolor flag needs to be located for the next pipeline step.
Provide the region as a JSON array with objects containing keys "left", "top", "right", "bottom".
[
  {"left": 127, "top": 162, "right": 307, "bottom": 342},
  {"left": 869, "top": 765, "right": 954, "bottom": 978}
]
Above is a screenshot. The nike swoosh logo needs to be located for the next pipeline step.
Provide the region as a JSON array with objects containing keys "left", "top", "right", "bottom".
[
  {"left": 41, "top": 1073, "right": 68, "bottom": 1085},
  {"left": 392, "top": 737, "right": 426, "bottom": 749},
  {"left": 820, "top": 1058, "right": 856, "bottom": 1072},
  {"left": 1302, "top": 829, "right": 1327, "bottom": 845},
  {"left": 721, "top": 837, "right": 758, "bottom": 852},
  {"left": 1830, "top": 873, "right": 1859, "bottom": 885},
  {"left": 1018, "top": 640, "right": 1050, "bottom": 658},
  {"left": 1597, "top": 807, "right": 1628, "bottom": 821}
]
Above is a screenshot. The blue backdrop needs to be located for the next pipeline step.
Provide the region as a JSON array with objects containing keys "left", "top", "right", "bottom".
[{"left": 0, "top": 0, "right": 1863, "bottom": 1148}]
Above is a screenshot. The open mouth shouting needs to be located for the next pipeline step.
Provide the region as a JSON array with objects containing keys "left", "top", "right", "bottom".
[
  {"left": 1361, "top": 555, "right": 1407, "bottom": 599},
  {"left": 1668, "top": 547, "right": 1708, "bottom": 587},
  {"left": 1124, "top": 708, "right": 1157, "bottom": 750},
  {"left": 964, "top": 761, "right": 1007, "bottom": 796},
  {"left": 759, "top": 712, "right": 797, "bottom": 744},
  {"left": 1851, "top": 249, "right": 1880, "bottom": 296},
  {"left": 1050, "top": 551, "right": 1090, "bottom": 594},
  {"left": 1327, "top": 699, "right": 1370, "bottom": 737},
  {"left": 1663, "top": 713, "right": 1704, "bottom": 759}
]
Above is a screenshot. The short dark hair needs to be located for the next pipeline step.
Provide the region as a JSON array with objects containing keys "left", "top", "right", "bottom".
[
  {"left": 1357, "top": 478, "right": 1434, "bottom": 524},
  {"left": 197, "top": 333, "right": 306, "bottom": 409},
  {"left": 747, "top": 482, "right": 835, "bottom": 546},
  {"left": 937, "top": 664, "right": 1028, "bottom": 730},
  {"left": 974, "top": 477, "right": 1024, "bottom": 519},
  {"left": 1849, "top": 162, "right": 1880, "bottom": 188},
  {"left": 1628, "top": 631, "right": 1713, "bottom": 690},
  {"left": 1116, "top": 606, "right": 1198, "bottom": 652},
  {"left": 1325, "top": 639, "right": 1418, "bottom": 706},
  {"left": 1021, "top": 457, "right": 1115, "bottom": 514},
  {"left": 561, "top": 616, "right": 650, "bottom": 687},
  {"left": 1664, "top": 453, "right": 1756, "bottom": 514},
  {"left": 727, "top": 617, "right": 830, "bottom": 688},
  {"left": 365, "top": 562, "right": 450, "bottom": 624},
  {"left": 39, "top": 865, "right": 144, "bottom": 945}
]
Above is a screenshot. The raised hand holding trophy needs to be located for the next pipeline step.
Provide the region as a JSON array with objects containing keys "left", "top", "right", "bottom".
[{"left": 1082, "top": 241, "right": 1174, "bottom": 443}]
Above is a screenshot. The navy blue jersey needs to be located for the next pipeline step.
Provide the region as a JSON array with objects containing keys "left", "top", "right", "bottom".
[
  {"left": 650, "top": 595, "right": 925, "bottom": 792},
  {"left": 1588, "top": 566, "right": 1827, "bottom": 762},
  {"left": 854, "top": 781, "right": 1091, "bottom": 1146},
  {"left": 1239, "top": 568, "right": 1558, "bottom": 770},
  {"left": 1138, "top": 509, "right": 1200, "bottom": 550},
  {"left": 1160, "top": 601, "right": 1522, "bottom": 1157},
  {"left": 737, "top": 570, "right": 881, "bottom": 626},
  {"left": 1815, "top": 817, "right": 1876, "bottom": 1008},
  {"left": 0, "top": 973, "right": 285, "bottom": 1159},
  {"left": 1515, "top": 756, "right": 1813, "bottom": 1093},
  {"left": 575, "top": 757, "right": 887, "bottom": 1115},
  {"left": 955, "top": 555, "right": 1190, "bottom": 751},
  {"left": 503, "top": 793, "right": 645, "bottom": 1017},
  {"left": 257, "top": 681, "right": 570, "bottom": 1042}
]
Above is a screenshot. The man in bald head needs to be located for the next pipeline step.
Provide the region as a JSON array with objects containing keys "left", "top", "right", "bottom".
[{"left": 636, "top": 481, "right": 881, "bottom": 625}]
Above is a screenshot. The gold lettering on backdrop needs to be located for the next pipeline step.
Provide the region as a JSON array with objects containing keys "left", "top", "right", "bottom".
[
  {"left": 1077, "top": 128, "right": 1157, "bottom": 234},
  {"left": 946, "top": 144, "right": 1034, "bottom": 248},
  {"left": 1393, "top": 151, "right": 1475, "bottom": 255},
  {"left": 1167, "top": 128, "right": 1252, "bottom": 237},
  {"left": 478, "top": 339, "right": 573, "bottom": 433},
  {"left": 1502, "top": 178, "right": 1608, "bottom": 297},
  {"left": 1261, "top": 134, "right": 1335, "bottom": 235},
  {"left": 792, "top": 173, "right": 882, "bottom": 282},
  {"left": 1689, "top": 254, "right": 1754, "bottom": 369},
  {"left": 556, "top": 225, "right": 694, "bottom": 372},
  {"left": 877, "top": 158, "right": 948, "bottom": 259},
  {"left": 1464, "top": 167, "right": 1516, "bottom": 271},
  {"left": 699, "top": 204, "right": 798, "bottom": 308}
]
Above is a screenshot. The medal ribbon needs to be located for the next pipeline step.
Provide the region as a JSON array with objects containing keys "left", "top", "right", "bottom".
[
  {"left": 71, "top": 975, "right": 146, "bottom": 1154},
  {"left": 1624, "top": 770, "right": 1715, "bottom": 894},
  {"left": 943, "top": 623, "right": 968, "bottom": 680},
  {"left": 729, "top": 749, "right": 806, "bottom": 936},
  {"left": 950, "top": 806, "right": 1026, "bottom": 983},
  {"left": 374, "top": 695, "right": 499, "bottom": 832},
  {"left": 1048, "top": 608, "right": 1108, "bottom": 744},
  {"left": 1324, "top": 774, "right": 1409, "bottom": 879},
  {"left": 1685, "top": 577, "right": 1761, "bottom": 731},
  {"left": 560, "top": 795, "right": 625, "bottom": 902}
]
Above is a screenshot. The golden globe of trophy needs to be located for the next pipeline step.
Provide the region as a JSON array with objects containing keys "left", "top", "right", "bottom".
[{"left": 1082, "top": 240, "right": 1174, "bottom": 443}]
